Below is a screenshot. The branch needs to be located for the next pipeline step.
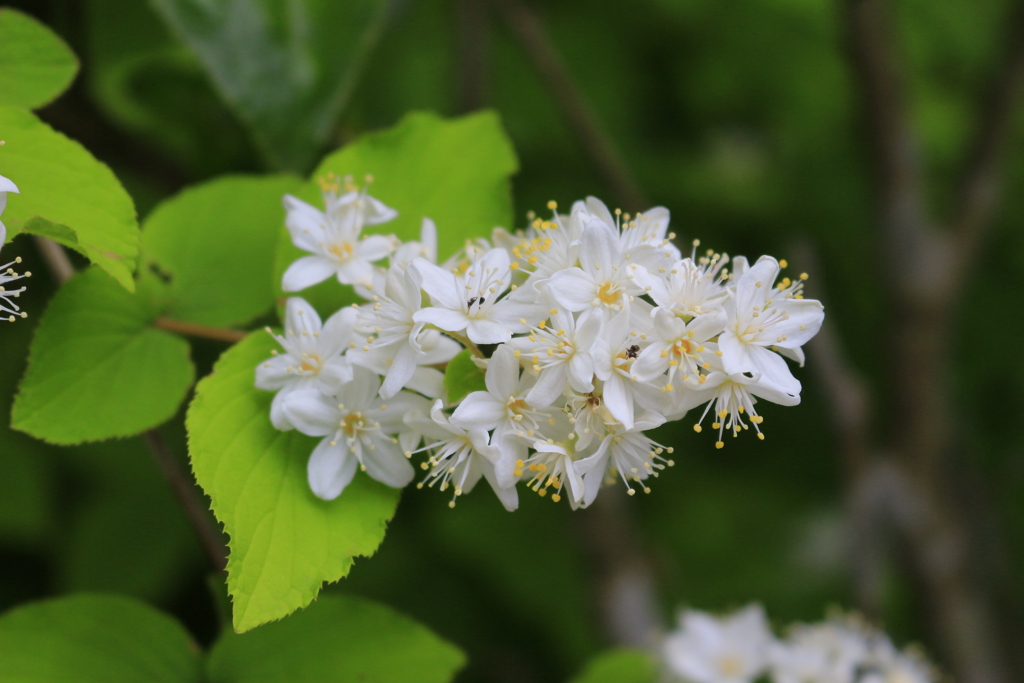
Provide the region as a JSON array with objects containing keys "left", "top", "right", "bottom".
[
  {"left": 144, "top": 431, "right": 228, "bottom": 572},
  {"left": 577, "top": 489, "right": 662, "bottom": 649},
  {"left": 456, "top": 0, "right": 490, "bottom": 112},
  {"left": 34, "top": 237, "right": 228, "bottom": 573},
  {"left": 32, "top": 236, "right": 75, "bottom": 285},
  {"left": 154, "top": 317, "right": 248, "bottom": 344},
  {"left": 840, "top": 0, "right": 932, "bottom": 276},
  {"left": 489, "top": 0, "right": 649, "bottom": 210},
  {"left": 953, "top": 1, "right": 1024, "bottom": 264}
]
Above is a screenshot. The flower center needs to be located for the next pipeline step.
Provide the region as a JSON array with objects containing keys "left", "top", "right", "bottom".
[
  {"left": 340, "top": 412, "right": 364, "bottom": 437},
  {"left": 508, "top": 398, "right": 528, "bottom": 416},
  {"left": 597, "top": 282, "right": 621, "bottom": 304},
  {"left": 717, "top": 655, "right": 744, "bottom": 677},
  {"left": 328, "top": 242, "right": 354, "bottom": 261},
  {"left": 298, "top": 355, "right": 321, "bottom": 373},
  {"left": 672, "top": 339, "right": 692, "bottom": 356}
]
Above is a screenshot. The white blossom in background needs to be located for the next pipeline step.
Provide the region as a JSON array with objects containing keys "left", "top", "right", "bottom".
[
  {"left": 281, "top": 177, "right": 398, "bottom": 292},
  {"left": 662, "top": 605, "right": 940, "bottom": 683},
  {"left": 0, "top": 172, "right": 29, "bottom": 323},
  {"left": 257, "top": 178, "right": 827, "bottom": 509},
  {"left": 662, "top": 604, "right": 773, "bottom": 683}
]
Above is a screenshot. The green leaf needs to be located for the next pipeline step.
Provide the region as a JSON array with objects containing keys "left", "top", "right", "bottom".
[
  {"left": 0, "top": 594, "right": 202, "bottom": 682},
  {"left": 569, "top": 649, "right": 658, "bottom": 683},
  {"left": 444, "top": 349, "right": 486, "bottom": 405},
  {"left": 11, "top": 268, "right": 195, "bottom": 445},
  {"left": 206, "top": 594, "right": 465, "bottom": 682},
  {"left": 141, "top": 174, "right": 302, "bottom": 328},
  {"left": 0, "top": 106, "right": 139, "bottom": 290},
  {"left": 187, "top": 333, "right": 400, "bottom": 632},
  {"left": 19, "top": 216, "right": 83, "bottom": 253},
  {"left": 149, "top": 0, "right": 392, "bottom": 172},
  {"left": 275, "top": 110, "right": 517, "bottom": 318},
  {"left": 0, "top": 9, "right": 79, "bottom": 109}
]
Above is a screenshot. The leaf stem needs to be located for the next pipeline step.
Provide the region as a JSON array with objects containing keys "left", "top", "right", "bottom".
[{"left": 154, "top": 317, "right": 248, "bottom": 343}]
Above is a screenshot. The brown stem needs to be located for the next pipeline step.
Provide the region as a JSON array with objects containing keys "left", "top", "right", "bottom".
[
  {"left": 953, "top": 1, "right": 1024, "bottom": 270},
  {"left": 33, "top": 236, "right": 76, "bottom": 285},
  {"left": 144, "top": 431, "right": 228, "bottom": 572},
  {"left": 840, "top": 2, "right": 1012, "bottom": 680},
  {"left": 489, "top": 0, "right": 649, "bottom": 210},
  {"left": 456, "top": 0, "right": 490, "bottom": 112},
  {"left": 577, "top": 489, "right": 662, "bottom": 650},
  {"left": 154, "top": 317, "right": 249, "bottom": 343},
  {"left": 34, "top": 237, "right": 229, "bottom": 573}
]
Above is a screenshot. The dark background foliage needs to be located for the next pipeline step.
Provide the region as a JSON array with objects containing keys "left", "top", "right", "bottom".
[{"left": 1, "top": 1, "right": 1022, "bottom": 681}]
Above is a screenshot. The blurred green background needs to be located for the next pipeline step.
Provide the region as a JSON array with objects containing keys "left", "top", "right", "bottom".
[{"left": 1, "top": 0, "right": 1022, "bottom": 681}]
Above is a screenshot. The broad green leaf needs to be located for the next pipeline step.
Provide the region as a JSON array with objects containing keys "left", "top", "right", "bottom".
[
  {"left": 444, "top": 349, "right": 486, "bottom": 405},
  {"left": 274, "top": 110, "right": 517, "bottom": 318},
  {"left": 142, "top": 174, "right": 302, "bottom": 327},
  {"left": 150, "top": 0, "right": 392, "bottom": 172},
  {"left": 206, "top": 594, "right": 465, "bottom": 682},
  {"left": 187, "top": 333, "right": 400, "bottom": 632},
  {"left": 18, "top": 216, "right": 83, "bottom": 254},
  {"left": 0, "top": 9, "right": 78, "bottom": 109},
  {"left": 0, "top": 107, "right": 139, "bottom": 290},
  {"left": 0, "top": 594, "right": 202, "bottom": 682},
  {"left": 569, "top": 649, "right": 658, "bottom": 683},
  {"left": 11, "top": 267, "right": 194, "bottom": 444}
]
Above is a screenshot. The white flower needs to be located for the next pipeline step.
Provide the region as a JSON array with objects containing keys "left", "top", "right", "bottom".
[
  {"left": 662, "top": 605, "right": 774, "bottom": 683},
  {"left": 591, "top": 309, "right": 660, "bottom": 430},
  {"left": 579, "top": 195, "right": 679, "bottom": 271},
  {"left": 673, "top": 352, "right": 801, "bottom": 448},
  {"left": 412, "top": 248, "right": 544, "bottom": 344},
  {"left": 718, "top": 256, "right": 824, "bottom": 395},
  {"left": 356, "top": 263, "right": 460, "bottom": 399},
  {"left": 638, "top": 253, "right": 731, "bottom": 319},
  {"left": 507, "top": 307, "right": 604, "bottom": 407},
  {"left": 632, "top": 308, "right": 726, "bottom": 386},
  {"left": 280, "top": 184, "right": 397, "bottom": 292},
  {"left": 862, "top": 638, "right": 937, "bottom": 683},
  {"left": 547, "top": 219, "right": 647, "bottom": 316},
  {"left": 770, "top": 622, "right": 868, "bottom": 683},
  {"left": 515, "top": 438, "right": 587, "bottom": 508},
  {"left": 449, "top": 345, "right": 542, "bottom": 482},
  {"left": 575, "top": 410, "right": 671, "bottom": 504},
  {"left": 0, "top": 174, "right": 28, "bottom": 323},
  {"left": 255, "top": 298, "right": 358, "bottom": 430},
  {"left": 283, "top": 366, "right": 429, "bottom": 500},
  {"left": 407, "top": 399, "right": 518, "bottom": 511},
  {"left": 355, "top": 217, "right": 437, "bottom": 299}
]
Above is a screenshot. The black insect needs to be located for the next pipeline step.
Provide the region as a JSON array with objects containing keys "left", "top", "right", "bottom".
[
  {"left": 467, "top": 297, "right": 477, "bottom": 307},
  {"left": 626, "top": 344, "right": 640, "bottom": 359}
]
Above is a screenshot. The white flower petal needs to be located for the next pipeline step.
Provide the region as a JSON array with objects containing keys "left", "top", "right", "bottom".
[
  {"left": 361, "top": 436, "right": 415, "bottom": 488},
  {"left": 450, "top": 392, "right": 505, "bottom": 431},
  {"left": 548, "top": 268, "right": 596, "bottom": 312},
  {"left": 282, "top": 255, "right": 337, "bottom": 292},
  {"left": 307, "top": 438, "right": 358, "bottom": 500},
  {"left": 412, "top": 307, "right": 470, "bottom": 333}
]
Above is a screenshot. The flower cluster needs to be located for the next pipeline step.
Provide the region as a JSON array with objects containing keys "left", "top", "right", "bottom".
[
  {"left": 0, "top": 170, "right": 28, "bottom": 323},
  {"left": 256, "top": 177, "right": 824, "bottom": 509},
  {"left": 662, "top": 604, "right": 937, "bottom": 683}
]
